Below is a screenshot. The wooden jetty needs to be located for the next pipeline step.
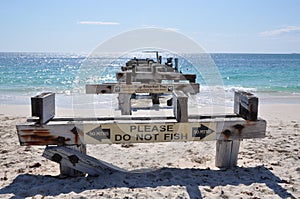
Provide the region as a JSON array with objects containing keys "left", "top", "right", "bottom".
[{"left": 16, "top": 54, "right": 266, "bottom": 177}]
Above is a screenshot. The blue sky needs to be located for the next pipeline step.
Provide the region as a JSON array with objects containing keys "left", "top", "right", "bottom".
[{"left": 1, "top": 0, "right": 300, "bottom": 53}]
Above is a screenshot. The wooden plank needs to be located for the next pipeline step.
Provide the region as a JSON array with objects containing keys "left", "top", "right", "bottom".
[
  {"left": 116, "top": 72, "right": 196, "bottom": 83},
  {"left": 16, "top": 118, "right": 266, "bottom": 145},
  {"left": 86, "top": 83, "right": 116, "bottom": 94},
  {"left": 234, "top": 91, "right": 258, "bottom": 121},
  {"left": 31, "top": 92, "right": 55, "bottom": 124},
  {"left": 86, "top": 83, "right": 200, "bottom": 94},
  {"left": 215, "top": 119, "right": 266, "bottom": 140},
  {"left": 26, "top": 113, "right": 239, "bottom": 123},
  {"left": 124, "top": 65, "right": 176, "bottom": 73},
  {"left": 43, "top": 146, "right": 126, "bottom": 176},
  {"left": 173, "top": 91, "right": 188, "bottom": 122},
  {"left": 60, "top": 144, "right": 86, "bottom": 177},
  {"left": 16, "top": 123, "right": 84, "bottom": 146},
  {"left": 215, "top": 140, "right": 240, "bottom": 168}
]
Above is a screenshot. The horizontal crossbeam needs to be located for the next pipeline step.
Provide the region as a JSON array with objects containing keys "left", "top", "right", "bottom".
[
  {"left": 116, "top": 72, "right": 196, "bottom": 83},
  {"left": 17, "top": 116, "right": 266, "bottom": 146},
  {"left": 86, "top": 83, "right": 200, "bottom": 94}
]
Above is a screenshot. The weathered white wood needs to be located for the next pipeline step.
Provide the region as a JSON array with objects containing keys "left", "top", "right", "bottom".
[
  {"left": 31, "top": 92, "right": 55, "bottom": 124},
  {"left": 215, "top": 118, "right": 266, "bottom": 140},
  {"left": 17, "top": 117, "right": 266, "bottom": 145},
  {"left": 118, "top": 93, "right": 132, "bottom": 115},
  {"left": 16, "top": 123, "right": 84, "bottom": 146},
  {"left": 60, "top": 144, "right": 86, "bottom": 177},
  {"left": 116, "top": 72, "right": 196, "bottom": 83},
  {"left": 125, "top": 73, "right": 132, "bottom": 85},
  {"left": 215, "top": 140, "right": 240, "bottom": 168},
  {"left": 43, "top": 146, "right": 126, "bottom": 176},
  {"left": 85, "top": 83, "right": 200, "bottom": 94},
  {"left": 173, "top": 91, "right": 188, "bottom": 122}
]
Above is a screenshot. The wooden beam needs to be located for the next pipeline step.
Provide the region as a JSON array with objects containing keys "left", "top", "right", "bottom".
[
  {"left": 60, "top": 145, "right": 86, "bottom": 177},
  {"left": 17, "top": 117, "right": 266, "bottom": 145},
  {"left": 43, "top": 146, "right": 126, "bottom": 176},
  {"left": 86, "top": 83, "right": 200, "bottom": 94},
  {"left": 16, "top": 123, "right": 84, "bottom": 146},
  {"left": 116, "top": 72, "right": 196, "bottom": 83},
  {"left": 26, "top": 114, "right": 240, "bottom": 123}
]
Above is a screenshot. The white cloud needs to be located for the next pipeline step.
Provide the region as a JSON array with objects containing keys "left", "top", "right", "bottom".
[
  {"left": 140, "top": 25, "right": 179, "bottom": 32},
  {"left": 165, "top": 27, "right": 180, "bottom": 32},
  {"left": 78, "top": 21, "right": 120, "bottom": 25},
  {"left": 260, "top": 26, "right": 300, "bottom": 37}
]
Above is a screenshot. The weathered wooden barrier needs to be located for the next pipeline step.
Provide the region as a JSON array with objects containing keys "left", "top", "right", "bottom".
[
  {"left": 16, "top": 90, "right": 266, "bottom": 176},
  {"left": 86, "top": 83, "right": 199, "bottom": 115}
]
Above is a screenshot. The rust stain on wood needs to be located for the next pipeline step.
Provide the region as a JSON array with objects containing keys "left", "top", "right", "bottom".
[
  {"left": 71, "top": 127, "right": 79, "bottom": 144},
  {"left": 233, "top": 124, "right": 244, "bottom": 135},
  {"left": 21, "top": 129, "right": 51, "bottom": 134},
  {"left": 20, "top": 128, "right": 72, "bottom": 145},
  {"left": 21, "top": 129, "right": 34, "bottom": 133},
  {"left": 21, "top": 134, "right": 71, "bottom": 145},
  {"left": 70, "top": 127, "right": 84, "bottom": 145},
  {"left": 222, "top": 129, "right": 232, "bottom": 140},
  {"left": 245, "top": 120, "right": 256, "bottom": 126}
]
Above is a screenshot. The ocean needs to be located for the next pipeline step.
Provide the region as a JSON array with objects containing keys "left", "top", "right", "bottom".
[{"left": 0, "top": 52, "right": 299, "bottom": 108}]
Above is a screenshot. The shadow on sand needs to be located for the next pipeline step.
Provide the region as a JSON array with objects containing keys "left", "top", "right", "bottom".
[{"left": 0, "top": 165, "right": 295, "bottom": 198}]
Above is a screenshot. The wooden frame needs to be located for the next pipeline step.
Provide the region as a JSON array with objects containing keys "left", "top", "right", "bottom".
[{"left": 17, "top": 87, "right": 266, "bottom": 175}]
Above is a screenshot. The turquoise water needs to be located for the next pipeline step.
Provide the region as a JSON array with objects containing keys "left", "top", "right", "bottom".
[
  {"left": 212, "top": 53, "right": 300, "bottom": 93},
  {"left": 0, "top": 52, "right": 299, "bottom": 105}
]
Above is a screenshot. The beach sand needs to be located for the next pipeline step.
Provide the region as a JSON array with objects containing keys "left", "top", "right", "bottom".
[{"left": 0, "top": 102, "right": 299, "bottom": 198}]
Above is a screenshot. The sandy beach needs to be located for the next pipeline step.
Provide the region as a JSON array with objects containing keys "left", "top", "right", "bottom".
[{"left": 0, "top": 98, "right": 299, "bottom": 199}]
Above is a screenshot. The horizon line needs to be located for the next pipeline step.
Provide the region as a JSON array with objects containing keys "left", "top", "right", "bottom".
[{"left": 0, "top": 51, "right": 299, "bottom": 55}]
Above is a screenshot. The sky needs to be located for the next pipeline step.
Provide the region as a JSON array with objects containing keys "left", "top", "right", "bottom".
[{"left": 0, "top": 0, "right": 300, "bottom": 53}]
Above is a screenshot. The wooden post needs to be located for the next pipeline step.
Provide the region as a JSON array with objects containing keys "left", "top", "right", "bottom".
[
  {"left": 118, "top": 93, "right": 132, "bottom": 115},
  {"left": 174, "top": 58, "right": 178, "bottom": 72},
  {"left": 31, "top": 92, "right": 55, "bottom": 124},
  {"left": 215, "top": 140, "right": 240, "bottom": 168},
  {"left": 59, "top": 144, "right": 87, "bottom": 177},
  {"left": 126, "top": 73, "right": 131, "bottom": 85},
  {"left": 215, "top": 91, "right": 259, "bottom": 168},
  {"left": 152, "top": 93, "right": 160, "bottom": 105},
  {"left": 173, "top": 91, "right": 188, "bottom": 122},
  {"left": 234, "top": 90, "right": 258, "bottom": 121},
  {"left": 152, "top": 64, "right": 157, "bottom": 74}
]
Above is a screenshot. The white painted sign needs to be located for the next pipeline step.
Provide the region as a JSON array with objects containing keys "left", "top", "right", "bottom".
[{"left": 84, "top": 122, "right": 216, "bottom": 144}]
